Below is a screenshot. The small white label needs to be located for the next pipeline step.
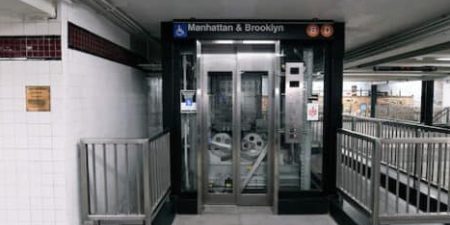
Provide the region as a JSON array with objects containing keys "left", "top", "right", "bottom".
[
  {"left": 181, "top": 102, "right": 196, "bottom": 112},
  {"left": 307, "top": 103, "right": 319, "bottom": 121}
]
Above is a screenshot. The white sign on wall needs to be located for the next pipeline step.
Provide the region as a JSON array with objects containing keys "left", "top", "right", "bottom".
[{"left": 307, "top": 102, "right": 319, "bottom": 121}]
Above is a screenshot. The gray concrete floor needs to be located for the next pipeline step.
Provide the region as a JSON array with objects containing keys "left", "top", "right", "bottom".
[{"left": 172, "top": 206, "right": 337, "bottom": 225}]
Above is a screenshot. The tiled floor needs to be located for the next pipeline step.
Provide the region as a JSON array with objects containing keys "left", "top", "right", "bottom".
[{"left": 172, "top": 206, "right": 337, "bottom": 225}]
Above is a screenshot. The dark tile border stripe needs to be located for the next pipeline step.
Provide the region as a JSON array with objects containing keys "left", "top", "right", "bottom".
[
  {"left": 68, "top": 22, "right": 147, "bottom": 67},
  {"left": 0, "top": 35, "right": 61, "bottom": 60}
]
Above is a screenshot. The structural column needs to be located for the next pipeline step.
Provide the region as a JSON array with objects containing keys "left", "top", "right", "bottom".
[
  {"left": 420, "top": 80, "right": 434, "bottom": 125},
  {"left": 370, "top": 85, "right": 377, "bottom": 118}
]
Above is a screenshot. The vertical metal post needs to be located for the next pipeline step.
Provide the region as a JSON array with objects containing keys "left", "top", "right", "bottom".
[
  {"left": 102, "top": 144, "right": 108, "bottom": 213},
  {"left": 371, "top": 85, "right": 377, "bottom": 118},
  {"left": 272, "top": 41, "right": 281, "bottom": 214},
  {"left": 196, "top": 41, "right": 203, "bottom": 213},
  {"left": 143, "top": 141, "right": 151, "bottom": 223},
  {"left": 371, "top": 140, "right": 381, "bottom": 225},
  {"left": 375, "top": 121, "right": 382, "bottom": 138},
  {"left": 79, "top": 142, "right": 90, "bottom": 223},
  {"left": 420, "top": 80, "right": 434, "bottom": 125},
  {"left": 446, "top": 108, "right": 450, "bottom": 125},
  {"left": 351, "top": 117, "right": 356, "bottom": 131},
  {"left": 300, "top": 47, "right": 313, "bottom": 190}
]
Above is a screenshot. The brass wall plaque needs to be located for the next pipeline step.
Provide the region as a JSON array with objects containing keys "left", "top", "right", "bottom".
[{"left": 26, "top": 86, "right": 51, "bottom": 112}]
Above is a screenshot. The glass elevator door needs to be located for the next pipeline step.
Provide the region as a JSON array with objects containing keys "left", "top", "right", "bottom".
[{"left": 199, "top": 41, "right": 278, "bottom": 206}]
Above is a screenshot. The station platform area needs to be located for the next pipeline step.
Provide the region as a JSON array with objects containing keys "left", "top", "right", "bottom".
[
  {"left": 1, "top": 1, "right": 450, "bottom": 225},
  {"left": 173, "top": 206, "right": 337, "bottom": 225}
]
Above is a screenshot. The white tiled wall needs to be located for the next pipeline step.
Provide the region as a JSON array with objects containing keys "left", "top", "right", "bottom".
[
  {"left": 0, "top": 60, "right": 65, "bottom": 225},
  {"left": 0, "top": 1, "right": 149, "bottom": 225}
]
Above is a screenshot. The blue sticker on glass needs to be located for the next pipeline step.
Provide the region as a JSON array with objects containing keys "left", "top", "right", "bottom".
[
  {"left": 173, "top": 23, "right": 188, "bottom": 38},
  {"left": 360, "top": 103, "right": 367, "bottom": 112}
]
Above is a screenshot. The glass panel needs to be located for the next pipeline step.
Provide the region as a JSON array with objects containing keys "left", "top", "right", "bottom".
[
  {"left": 240, "top": 72, "right": 269, "bottom": 193},
  {"left": 207, "top": 71, "right": 234, "bottom": 193},
  {"left": 278, "top": 43, "right": 324, "bottom": 191}
]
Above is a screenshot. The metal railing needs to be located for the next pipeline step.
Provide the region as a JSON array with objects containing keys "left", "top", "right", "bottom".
[
  {"left": 337, "top": 129, "right": 450, "bottom": 224},
  {"left": 311, "top": 119, "right": 323, "bottom": 146},
  {"left": 434, "top": 107, "right": 450, "bottom": 125},
  {"left": 79, "top": 131, "right": 170, "bottom": 225},
  {"left": 343, "top": 114, "right": 450, "bottom": 139},
  {"left": 375, "top": 105, "right": 420, "bottom": 122}
]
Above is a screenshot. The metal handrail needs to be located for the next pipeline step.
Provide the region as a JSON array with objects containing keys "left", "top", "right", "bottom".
[
  {"left": 343, "top": 115, "right": 450, "bottom": 140},
  {"left": 433, "top": 107, "right": 450, "bottom": 124},
  {"left": 337, "top": 128, "right": 450, "bottom": 225},
  {"left": 79, "top": 131, "right": 171, "bottom": 225},
  {"left": 344, "top": 114, "right": 450, "bottom": 132}
]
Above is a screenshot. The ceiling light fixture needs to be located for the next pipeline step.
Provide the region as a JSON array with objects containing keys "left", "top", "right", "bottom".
[
  {"left": 436, "top": 57, "right": 450, "bottom": 61},
  {"left": 214, "top": 40, "right": 234, "bottom": 44},
  {"left": 242, "top": 40, "right": 276, "bottom": 44}
]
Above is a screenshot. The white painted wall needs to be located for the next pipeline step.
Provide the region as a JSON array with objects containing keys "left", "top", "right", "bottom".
[
  {"left": 0, "top": 1, "right": 149, "bottom": 225},
  {"left": 377, "top": 81, "right": 422, "bottom": 106},
  {"left": 60, "top": 2, "right": 148, "bottom": 224},
  {"left": 443, "top": 79, "right": 450, "bottom": 107},
  {"left": 343, "top": 81, "right": 372, "bottom": 92},
  {"left": 436, "top": 77, "right": 450, "bottom": 108}
]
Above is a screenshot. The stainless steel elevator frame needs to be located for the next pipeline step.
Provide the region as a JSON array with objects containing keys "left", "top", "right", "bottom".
[{"left": 195, "top": 41, "right": 280, "bottom": 210}]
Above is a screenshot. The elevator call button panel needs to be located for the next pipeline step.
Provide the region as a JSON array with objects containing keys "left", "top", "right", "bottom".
[{"left": 284, "top": 62, "right": 305, "bottom": 143}]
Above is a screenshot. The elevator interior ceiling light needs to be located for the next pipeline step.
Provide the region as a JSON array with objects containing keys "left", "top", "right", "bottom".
[
  {"left": 214, "top": 40, "right": 235, "bottom": 44},
  {"left": 237, "top": 53, "right": 277, "bottom": 57},
  {"left": 436, "top": 57, "right": 450, "bottom": 61},
  {"left": 243, "top": 40, "right": 276, "bottom": 44}
]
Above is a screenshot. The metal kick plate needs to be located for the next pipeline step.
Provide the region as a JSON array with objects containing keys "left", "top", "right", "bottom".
[{"left": 284, "top": 62, "right": 304, "bottom": 143}]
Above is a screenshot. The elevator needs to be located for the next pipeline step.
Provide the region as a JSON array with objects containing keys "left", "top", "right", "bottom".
[
  {"left": 199, "top": 41, "right": 277, "bottom": 205},
  {"left": 161, "top": 20, "right": 345, "bottom": 214}
]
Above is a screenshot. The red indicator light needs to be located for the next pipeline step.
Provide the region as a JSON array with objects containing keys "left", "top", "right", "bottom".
[
  {"left": 320, "top": 24, "right": 334, "bottom": 38},
  {"left": 306, "top": 24, "right": 320, "bottom": 38}
]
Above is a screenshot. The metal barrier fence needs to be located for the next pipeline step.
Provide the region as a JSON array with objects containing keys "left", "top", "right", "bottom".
[
  {"left": 434, "top": 107, "right": 450, "bottom": 125},
  {"left": 337, "top": 129, "right": 450, "bottom": 225},
  {"left": 337, "top": 129, "right": 380, "bottom": 218},
  {"left": 79, "top": 132, "right": 170, "bottom": 225},
  {"left": 311, "top": 119, "right": 323, "bottom": 146},
  {"left": 343, "top": 114, "right": 450, "bottom": 138}
]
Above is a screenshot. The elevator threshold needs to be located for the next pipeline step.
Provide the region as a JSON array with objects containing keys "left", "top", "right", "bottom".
[{"left": 203, "top": 205, "right": 273, "bottom": 215}]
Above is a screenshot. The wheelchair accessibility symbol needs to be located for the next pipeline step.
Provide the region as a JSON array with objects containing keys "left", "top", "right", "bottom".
[{"left": 173, "top": 23, "right": 188, "bottom": 38}]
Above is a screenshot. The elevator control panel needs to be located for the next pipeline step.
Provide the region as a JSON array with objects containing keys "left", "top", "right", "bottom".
[{"left": 285, "top": 62, "right": 305, "bottom": 143}]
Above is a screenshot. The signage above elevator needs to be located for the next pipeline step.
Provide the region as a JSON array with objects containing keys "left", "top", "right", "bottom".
[{"left": 172, "top": 21, "right": 336, "bottom": 40}]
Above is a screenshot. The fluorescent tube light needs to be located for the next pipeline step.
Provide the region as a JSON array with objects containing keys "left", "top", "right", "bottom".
[
  {"left": 436, "top": 57, "right": 450, "bottom": 61},
  {"left": 214, "top": 40, "right": 234, "bottom": 44},
  {"left": 243, "top": 40, "right": 276, "bottom": 44}
]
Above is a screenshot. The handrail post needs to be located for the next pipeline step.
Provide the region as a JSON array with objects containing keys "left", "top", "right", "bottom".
[
  {"left": 352, "top": 117, "right": 356, "bottom": 131},
  {"left": 376, "top": 121, "right": 382, "bottom": 138},
  {"left": 371, "top": 139, "right": 381, "bottom": 225},
  {"left": 446, "top": 107, "right": 449, "bottom": 125},
  {"left": 142, "top": 140, "right": 152, "bottom": 224},
  {"left": 79, "top": 142, "right": 90, "bottom": 224}
]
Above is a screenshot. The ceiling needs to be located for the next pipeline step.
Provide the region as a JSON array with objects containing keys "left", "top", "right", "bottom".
[
  {"left": 380, "top": 49, "right": 450, "bottom": 68},
  {"left": 110, "top": 0, "right": 450, "bottom": 50},
  {"left": 0, "top": 0, "right": 54, "bottom": 21}
]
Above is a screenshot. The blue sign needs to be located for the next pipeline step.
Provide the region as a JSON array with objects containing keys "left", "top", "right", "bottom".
[
  {"left": 186, "top": 99, "right": 192, "bottom": 106},
  {"left": 173, "top": 23, "right": 188, "bottom": 38},
  {"left": 360, "top": 103, "right": 367, "bottom": 112}
]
